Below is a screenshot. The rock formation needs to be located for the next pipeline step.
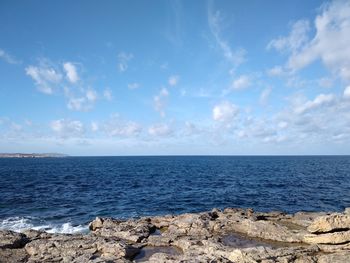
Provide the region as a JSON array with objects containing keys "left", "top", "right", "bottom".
[{"left": 1, "top": 208, "right": 350, "bottom": 262}]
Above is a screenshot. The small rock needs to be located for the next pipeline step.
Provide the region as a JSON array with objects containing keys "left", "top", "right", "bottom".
[{"left": 89, "top": 217, "right": 104, "bottom": 231}]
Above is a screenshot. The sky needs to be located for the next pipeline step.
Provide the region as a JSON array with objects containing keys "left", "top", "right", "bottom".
[{"left": 1, "top": 0, "right": 350, "bottom": 155}]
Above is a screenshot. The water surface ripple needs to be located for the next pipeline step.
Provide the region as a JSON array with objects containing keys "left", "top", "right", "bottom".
[{"left": 0, "top": 156, "right": 349, "bottom": 232}]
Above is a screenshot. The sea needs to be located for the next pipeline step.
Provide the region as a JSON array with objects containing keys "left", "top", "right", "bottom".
[{"left": 0, "top": 156, "right": 349, "bottom": 234}]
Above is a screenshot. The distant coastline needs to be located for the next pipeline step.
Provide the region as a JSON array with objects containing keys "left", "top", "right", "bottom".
[{"left": 0, "top": 153, "right": 68, "bottom": 158}]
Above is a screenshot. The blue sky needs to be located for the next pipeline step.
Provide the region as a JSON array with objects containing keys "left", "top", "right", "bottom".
[{"left": 1, "top": 0, "right": 350, "bottom": 155}]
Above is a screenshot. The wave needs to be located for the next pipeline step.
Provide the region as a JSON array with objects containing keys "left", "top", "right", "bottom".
[{"left": 0, "top": 216, "right": 88, "bottom": 234}]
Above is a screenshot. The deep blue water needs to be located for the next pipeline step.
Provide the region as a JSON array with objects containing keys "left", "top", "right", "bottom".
[{"left": 0, "top": 156, "right": 349, "bottom": 233}]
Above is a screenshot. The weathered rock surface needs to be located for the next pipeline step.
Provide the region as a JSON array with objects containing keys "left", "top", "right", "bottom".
[
  {"left": 0, "top": 230, "right": 28, "bottom": 249},
  {"left": 1, "top": 208, "right": 350, "bottom": 262},
  {"left": 307, "top": 214, "right": 350, "bottom": 233},
  {"left": 89, "top": 217, "right": 155, "bottom": 243},
  {"left": 25, "top": 234, "right": 140, "bottom": 262},
  {"left": 304, "top": 230, "right": 350, "bottom": 244}
]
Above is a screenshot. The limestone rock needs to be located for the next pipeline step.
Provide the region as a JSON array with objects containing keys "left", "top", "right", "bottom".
[
  {"left": 21, "top": 229, "right": 52, "bottom": 240},
  {"left": 317, "top": 242, "right": 350, "bottom": 253},
  {"left": 91, "top": 217, "right": 155, "bottom": 243},
  {"left": 2, "top": 208, "right": 350, "bottom": 262},
  {"left": 304, "top": 230, "right": 350, "bottom": 244},
  {"left": 25, "top": 234, "right": 139, "bottom": 262},
  {"left": 228, "top": 245, "right": 319, "bottom": 263},
  {"left": 89, "top": 216, "right": 104, "bottom": 230},
  {"left": 0, "top": 248, "right": 28, "bottom": 263},
  {"left": 317, "top": 252, "right": 350, "bottom": 263},
  {"left": 290, "top": 211, "right": 328, "bottom": 228},
  {"left": 0, "top": 230, "right": 28, "bottom": 249},
  {"left": 307, "top": 214, "right": 350, "bottom": 233}
]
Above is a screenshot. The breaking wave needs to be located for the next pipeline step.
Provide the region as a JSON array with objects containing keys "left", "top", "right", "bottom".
[{"left": 0, "top": 216, "right": 88, "bottom": 234}]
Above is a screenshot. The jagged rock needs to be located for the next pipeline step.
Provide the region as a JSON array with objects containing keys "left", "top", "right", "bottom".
[
  {"left": 317, "top": 242, "right": 350, "bottom": 253},
  {"left": 164, "top": 213, "right": 213, "bottom": 237},
  {"left": 89, "top": 217, "right": 104, "bottom": 230},
  {"left": 307, "top": 214, "right": 350, "bottom": 233},
  {"left": 147, "top": 235, "right": 173, "bottom": 246},
  {"left": 21, "top": 229, "right": 52, "bottom": 240},
  {"left": 25, "top": 234, "right": 139, "bottom": 262},
  {"left": 220, "top": 216, "right": 304, "bottom": 243},
  {"left": 150, "top": 215, "right": 174, "bottom": 229},
  {"left": 304, "top": 230, "right": 350, "bottom": 244},
  {"left": 2, "top": 208, "right": 350, "bottom": 262},
  {"left": 91, "top": 217, "right": 155, "bottom": 243},
  {"left": 0, "top": 248, "right": 28, "bottom": 263},
  {"left": 0, "top": 230, "right": 28, "bottom": 249},
  {"left": 290, "top": 211, "right": 328, "bottom": 228},
  {"left": 228, "top": 246, "right": 319, "bottom": 263},
  {"left": 317, "top": 252, "right": 350, "bottom": 263}
]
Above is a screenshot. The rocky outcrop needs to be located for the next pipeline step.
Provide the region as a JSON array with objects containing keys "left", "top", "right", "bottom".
[
  {"left": 1, "top": 208, "right": 350, "bottom": 262},
  {"left": 307, "top": 214, "right": 350, "bottom": 233},
  {"left": 304, "top": 230, "right": 350, "bottom": 244},
  {"left": 89, "top": 217, "right": 156, "bottom": 243},
  {"left": 0, "top": 230, "right": 28, "bottom": 249},
  {"left": 25, "top": 234, "right": 139, "bottom": 262}
]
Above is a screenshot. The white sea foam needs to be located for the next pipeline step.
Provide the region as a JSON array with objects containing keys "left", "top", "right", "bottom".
[{"left": 0, "top": 216, "right": 88, "bottom": 234}]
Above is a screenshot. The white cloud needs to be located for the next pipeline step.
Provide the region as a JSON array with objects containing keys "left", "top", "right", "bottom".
[
  {"left": 344, "top": 86, "right": 350, "bottom": 99},
  {"left": 183, "top": 121, "right": 199, "bottom": 136},
  {"left": 103, "top": 89, "right": 113, "bottom": 101},
  {"left": 26, "top": 60, "right": 101, "bottom": 111},
  {"left": 259, "top": 87, "right": 272, "bottom": 105},
  {"left": 153, "top": 88, "right": 169, "bottom": 117},
  {"left": 104, "top": 115, "right": 142, "bottom": 137},
  {"left": 208, "top": 7, "right": 246, "bottom": 69},
  {"left": 91, "top": 121, "right": 99, "bottom": 132},
  {"left": 278, "top": 121, "right": 288, "bottom": 129},
  {"left": 270, "top": 1, "right": 350, "bottom": 82},
  {"left": 0, "top": 49, "right": 21, "bottom": 64},
  {"left": 50, "top": 119, "right": 84, "bottom": 138},
  {"left": 25, "top": 65, "right": 62, "bottom": 94},
  {"left": 25, "top": 120, "right": 33, "bottom": 126},
  {"left": 294, "top": 93, "right": 336, "bottom": 114},
  {"left": 318, "top": 77, "right": 333, "bottom": 88},
  {"left": 65, "top": 88, "right": 98, "bottom": 111},
  {"left": 267, "top": 66, "right": 284, "bottom": 76},
  {"left": 231, "top": 75, "right": 251, "bottom": 90},
  {"left": 117, "top": 52, "right": 133, "bottom": 72},
  {"left": 168, "top": 75, "right": 179, "bottom": 86},
  {"left": 262, "top": 135, "right": 287, "bottom": 143},
  {"left": 63, "top": 62, "right": 79, "bottom": 83},
  {"left": 212, "top": 101, "right": 239, "bottom": 122},
  {"left": 148, "top": 123, "right": 172, "bottom": 136},
  {"left": 11, "top": 122, "right": 22, "bottom": 131},
  {"left": 233, "top": 117, "right": 282, "bottom": 143},
  {"left": 128, "top": 83, "right": 140, "bottom": 90},
  {"left": 267, "top": 20, "right": 310, "bottom": 53},
  {"left": 107, "top": 122, "right": 142, "bottom": 137},
  {"left": 86, "top": 89, "right": 97, "bottom": 102},
  {"left": 67, "top": 97, "right": 87, "bottom": 111}
]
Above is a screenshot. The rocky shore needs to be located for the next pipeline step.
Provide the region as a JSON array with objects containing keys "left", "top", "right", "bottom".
[{"left": 1, "top": 208, "right": 350, "bottom": 262}]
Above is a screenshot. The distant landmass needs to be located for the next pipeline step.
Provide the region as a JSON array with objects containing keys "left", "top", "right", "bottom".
[{"left": 0, "top": 153, "right": 68, "bottom": 158}]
